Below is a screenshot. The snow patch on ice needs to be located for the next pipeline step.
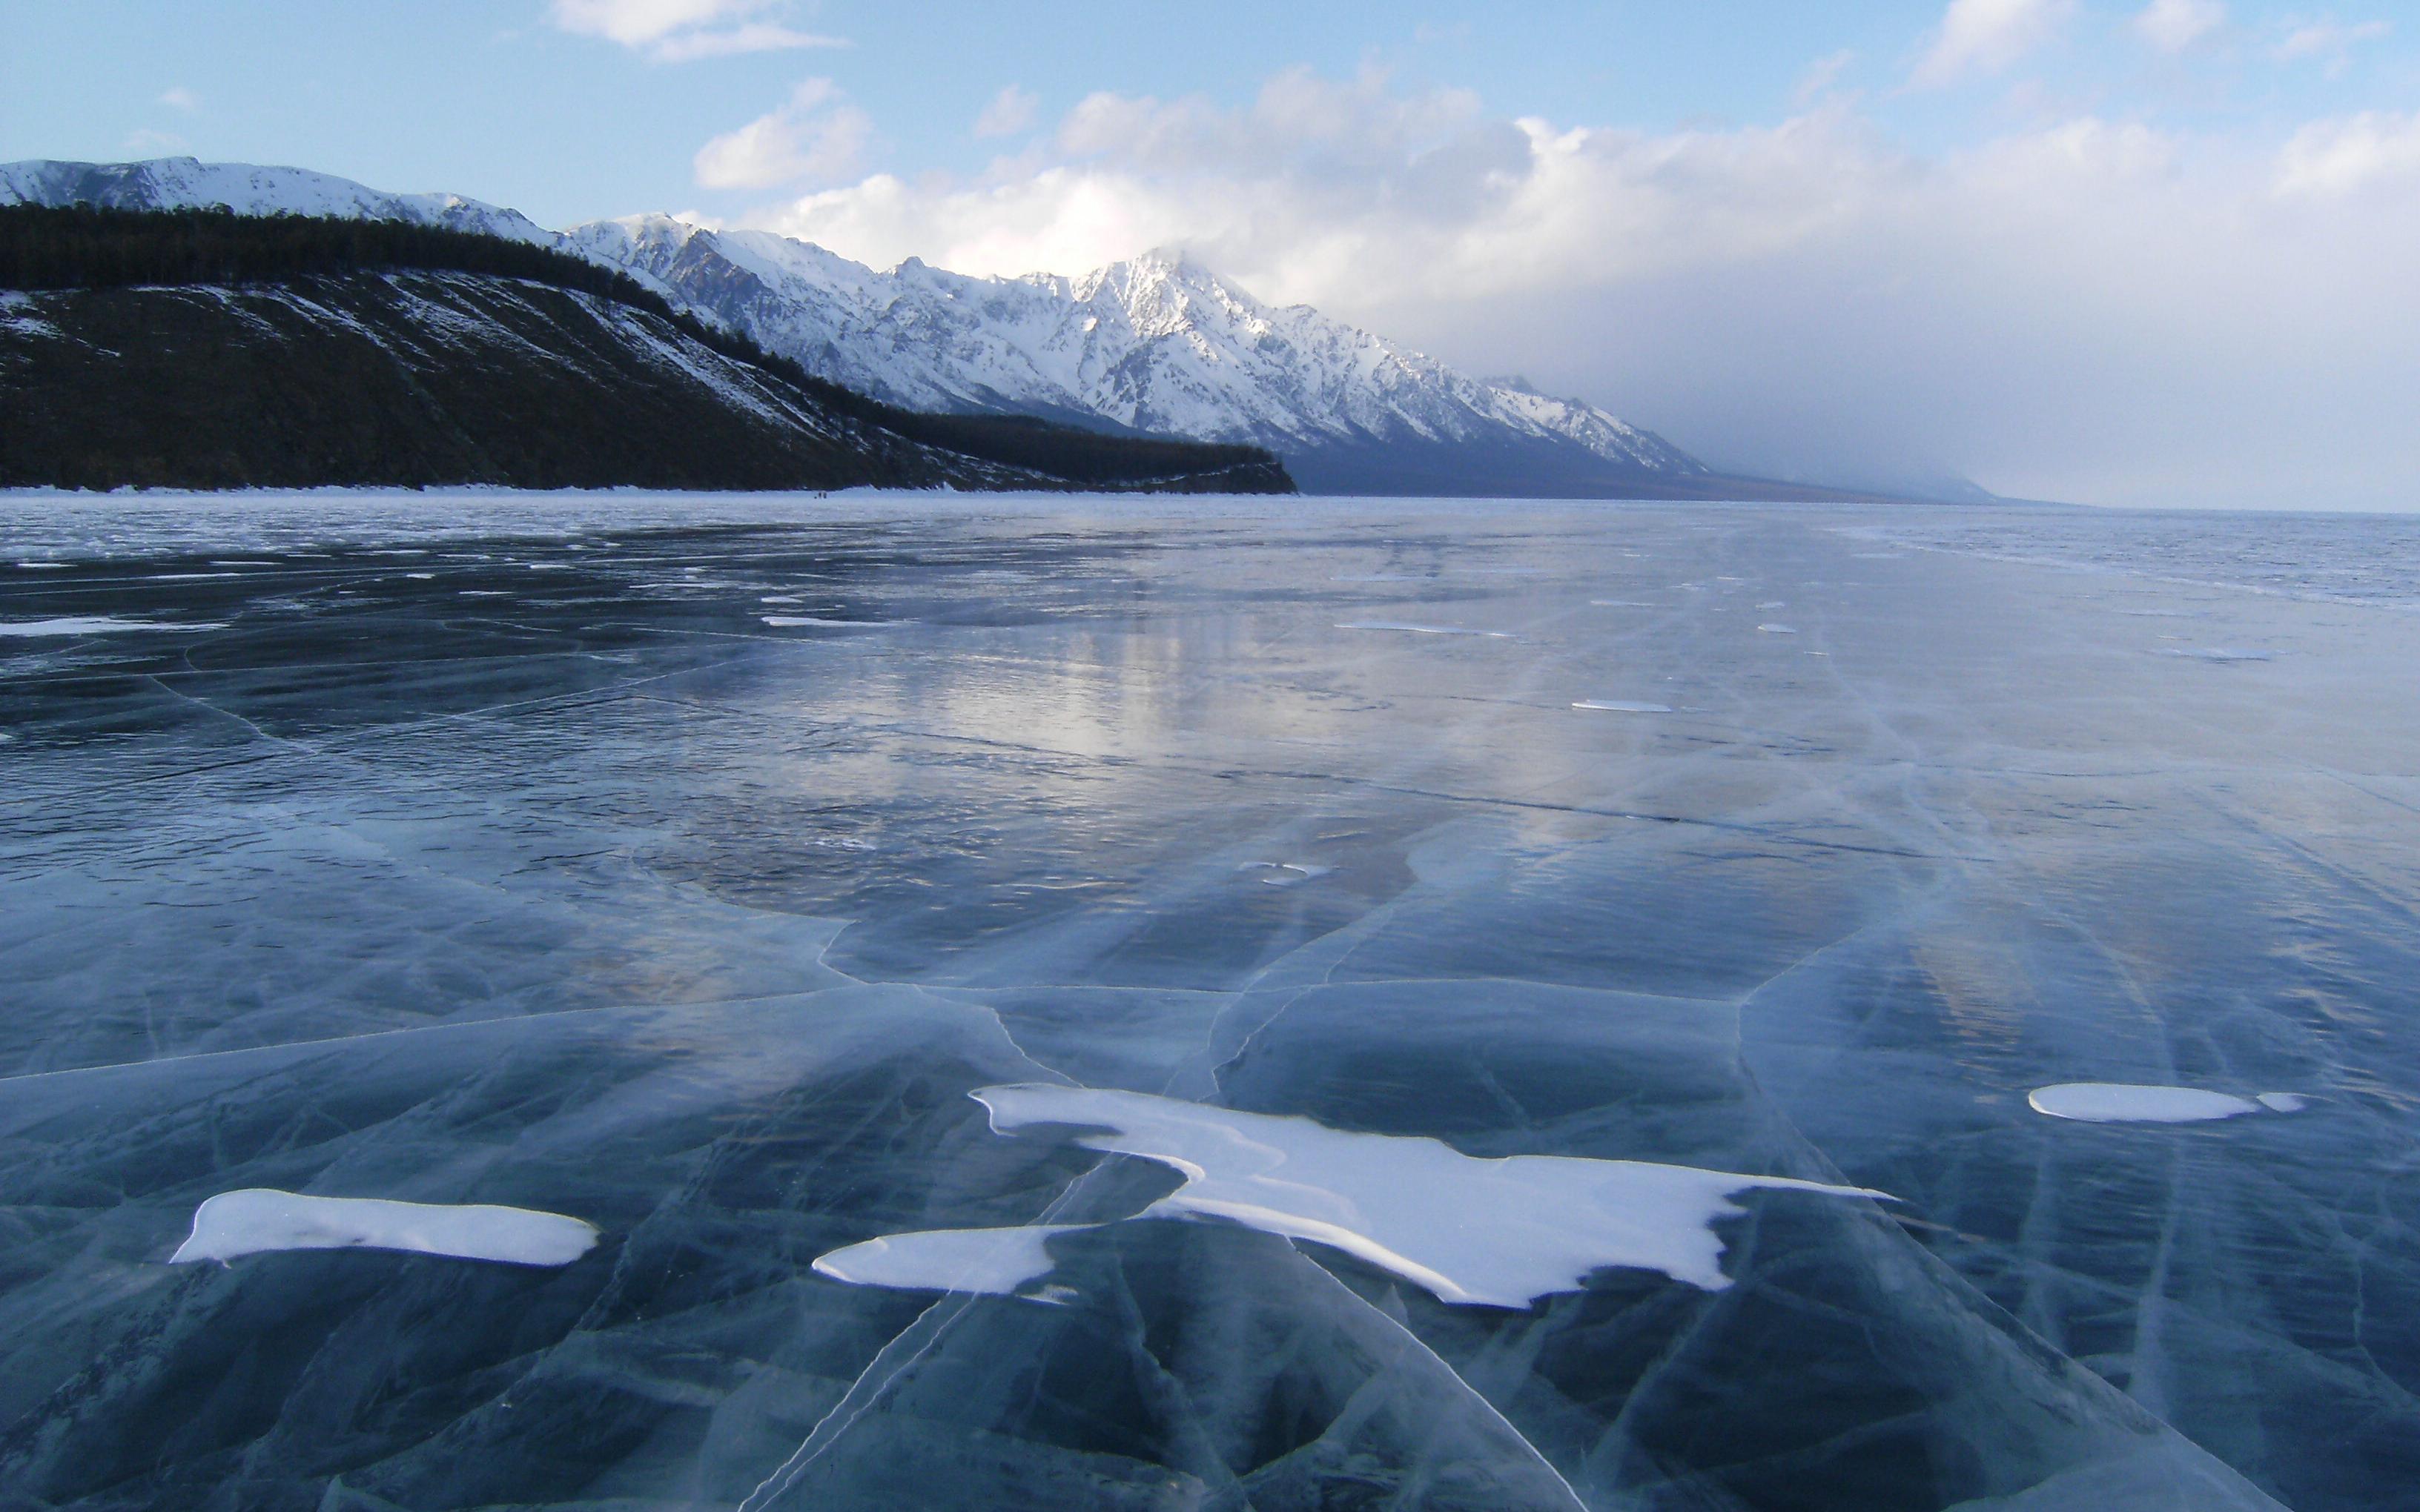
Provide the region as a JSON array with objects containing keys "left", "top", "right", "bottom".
[
  {"left": 2027, "top": 1084, "right": 2274, "bottom": 1123},
  {"left": 2256, "top": 1092, "right": 2310, "bottom": 1113},
  {"left": 170, "top": 1189, "right": 598, "bottom": 1267},
  {"left": 1756, "top": 623, "right": 1798, "bottom": 634},
  {"left": 762, "top": 614, "right": 885, "bottom": 628},
  {"left": 2161, "top": 647, "right": 2275, "bottom": 662},
  {"left": 0, "top": 616, "right": 225, "bottom": 636},
  {"left": 1574, "top": 699, "right": 1673, "bottom": 714},
  {"left": 817, "top": 1086, "right": 1885, "bottom": 1307},
  {"left": 811, "top": 1224, "right": 1084, "bottom": 1302}
]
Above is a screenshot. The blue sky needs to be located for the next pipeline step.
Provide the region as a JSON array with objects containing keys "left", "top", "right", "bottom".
[
  {"left": 4, "top": 1, "right": 2408, "bottom": 229},
  {"left": 4, "top": 1, "right": 2416, "bottom": 506}
]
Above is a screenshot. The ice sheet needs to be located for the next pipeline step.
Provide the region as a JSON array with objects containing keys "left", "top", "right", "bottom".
[{"left": 168, "top": 1189, "right": 600, "bottom": 1266}]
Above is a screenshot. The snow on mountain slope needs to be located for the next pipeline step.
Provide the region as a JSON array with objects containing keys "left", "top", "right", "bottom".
[
  {"left": 4, "top": 156, "right": 1707, "bottom": 493},
  {"left": 0, "top": 157, "right": 558, "bottom": 248},
  {"left": 569, "top": 214, "right": 1708, "bottom": 488}
]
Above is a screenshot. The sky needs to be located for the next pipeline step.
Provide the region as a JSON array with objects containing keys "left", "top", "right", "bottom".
[{"left": 4, "top": 0, "right": 2416, "bottom": 507}]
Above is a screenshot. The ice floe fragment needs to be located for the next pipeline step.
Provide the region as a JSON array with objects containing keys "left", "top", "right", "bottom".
[
  {"left": 814, "top": 1087, "right": 1886, "bottom": 1308},
  {"left": 0, "top": 617, "right": 225, "bottom": 636},
  {"left": 2027, "top": 1084, "right": 2264, "bottom": 1123},
  {"left": 169, "top": 1190, "right": 599, "bottom": 1267},
  {"left": 811, "top": 1224, "right": 1086, "bottom": 1302},
  {"left": 1573, "top": 699, "right": 1673, "bottom": 714}
]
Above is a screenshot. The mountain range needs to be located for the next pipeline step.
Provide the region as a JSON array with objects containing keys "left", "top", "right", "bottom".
[{"left": 0, "top": 156, "right": 1826, "bottom": 499}]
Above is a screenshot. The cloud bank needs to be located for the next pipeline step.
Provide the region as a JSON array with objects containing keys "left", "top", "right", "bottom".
[{"left": 707, "top": 61, "right": 2414, "bottom": 507}]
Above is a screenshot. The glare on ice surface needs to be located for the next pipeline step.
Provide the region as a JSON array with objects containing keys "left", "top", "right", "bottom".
[{"left": 168, "top": 1189, "right": 600, "bottom": 1267}]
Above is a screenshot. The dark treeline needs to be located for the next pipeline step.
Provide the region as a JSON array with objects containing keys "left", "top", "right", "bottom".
[{"left": 0, "top": 204, "right": 1286, "bottom": 488}]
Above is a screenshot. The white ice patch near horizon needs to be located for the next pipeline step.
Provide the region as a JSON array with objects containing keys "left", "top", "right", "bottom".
[
  {"left": 0, "top": 616, "right": 226, "bottom": 636},
  {"left": 816, "top": 1086, "right": 1887, "bottom": 1307},
  {"left": 1756, "top": 623, "right": 1798, "bottom": 634},
  {"left": 1574, "top": 699, "right": 1673, "bottom": 714},
  {"left": 1336, "top": 621, "right": 1512, "bottom": 637},
  {"left": 2161, "top": 647, "right": 2276, "bottom": 662},
  {"left": 811, "top": 1224, "right": 1085, "bottom": 1302},
  {"left": 2026, "top": 1084, "right": 2307, "bottom": 1123},
  {"left": 169, "top": 1189, "right": 599, "bottom": 1267}
]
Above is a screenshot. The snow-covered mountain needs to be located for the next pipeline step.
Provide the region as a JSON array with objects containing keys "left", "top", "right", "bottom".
[
  {"left": 0, "top": 157, "right": 558, "bottom": 248},
  {"left": 4, "top": 157, "right": 1711, "bottom": 495},
  {"left": 566, "top": 215, "right": 1707, "bottom": 495}
]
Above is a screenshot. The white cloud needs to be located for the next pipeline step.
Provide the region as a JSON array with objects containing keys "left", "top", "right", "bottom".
[
  {"left": 1793, "top": 50, "right": 1859, "bottom": 106},
  {"left": 1910, "top": 0, "right": 2077, "bottom": 87},
  {"left": 729, "top": 68, "right": 2420, "bottom": 508},
  {"left": 2133, "top": 0, "right": 2226, "bottom": 53},
  {"left": 2277, "top": 110, "right": 2420, "bottom": 194},
  {"left": 695, "top": 79, "right": 873, "bottom": 189},
  {"left": 2274, "top": 16, "right": 2391, "bottom": 74},
  {"left": 157, "top": 85, "right": 200, "bottom": 112},
  {"left": 973, "top": 85, "right": 1039, "bottom": 139},
  {"left": 549, "top": 0, "right": 842, "bottom": 62}
]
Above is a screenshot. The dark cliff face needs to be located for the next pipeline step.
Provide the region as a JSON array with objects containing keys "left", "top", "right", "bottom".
[{"left": 0, "top": 272, "right": 1295, "bottom": 494}]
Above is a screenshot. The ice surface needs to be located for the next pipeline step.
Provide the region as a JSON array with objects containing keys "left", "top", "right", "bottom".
[
  {"left": 1337, "top": 620, "right": 1512, "bottom": 637},
  {"left": 170, "top": 1189, "right": 599, "bottom": 1266},
  {"left": 1573, "top": 698, "right": 1673, "bottom": 712},
  {"left": 819, "top": 1084, "right": 1886, "bottom": 1304},
  {"left": 2028, "top": 1084, "right": 2261, "bottom": 1122},
  {"left": 0, "top": 492, "right": 2396, "bottom": 1510}
]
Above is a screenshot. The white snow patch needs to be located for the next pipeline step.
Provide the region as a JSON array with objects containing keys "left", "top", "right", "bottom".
[
  {"left": 816, "top": 1086, "right": 1885, "bottom": 1307},
  {"left": 1756, "top": 623, "right": 1798, "bottom": 634},
  {"left": 0, "top": 616, "right": 225, "bottom": 636},
  {"left": 812, "top": 1224, "right": 1084, "bottom": 1302},
  {"left": 2256, "top": 1092, "right": 2310, "bottom": 1113},
  {"left": 762, "top": 614, "right": 885, "bottom": 628},
  {"left": 2027, "top": 1084, "right": 2270, "bottom": 1123},
  {"left": 1573, "top": 699, "right": 1673, "bottom": 714},
  {"left": 170, "top": 1189, "right": 598, "bottom": 1267},
  {"left": 2162, "top": 647, "right": 2276, "bottom": 662}
]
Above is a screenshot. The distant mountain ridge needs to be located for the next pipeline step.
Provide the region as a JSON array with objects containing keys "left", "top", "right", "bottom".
[{"left": 2, "top": 156, "right": 1728, "bottom": 498}]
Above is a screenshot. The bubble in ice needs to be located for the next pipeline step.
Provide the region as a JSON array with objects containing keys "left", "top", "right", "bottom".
[{"left": 170, "top": 1190, "right": 599, "bottom": 1267}]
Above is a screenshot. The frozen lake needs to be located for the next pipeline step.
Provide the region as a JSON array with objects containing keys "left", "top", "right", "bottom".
[{"left": 3, "top": 491, "right": 2418, "bottom": 1510}]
